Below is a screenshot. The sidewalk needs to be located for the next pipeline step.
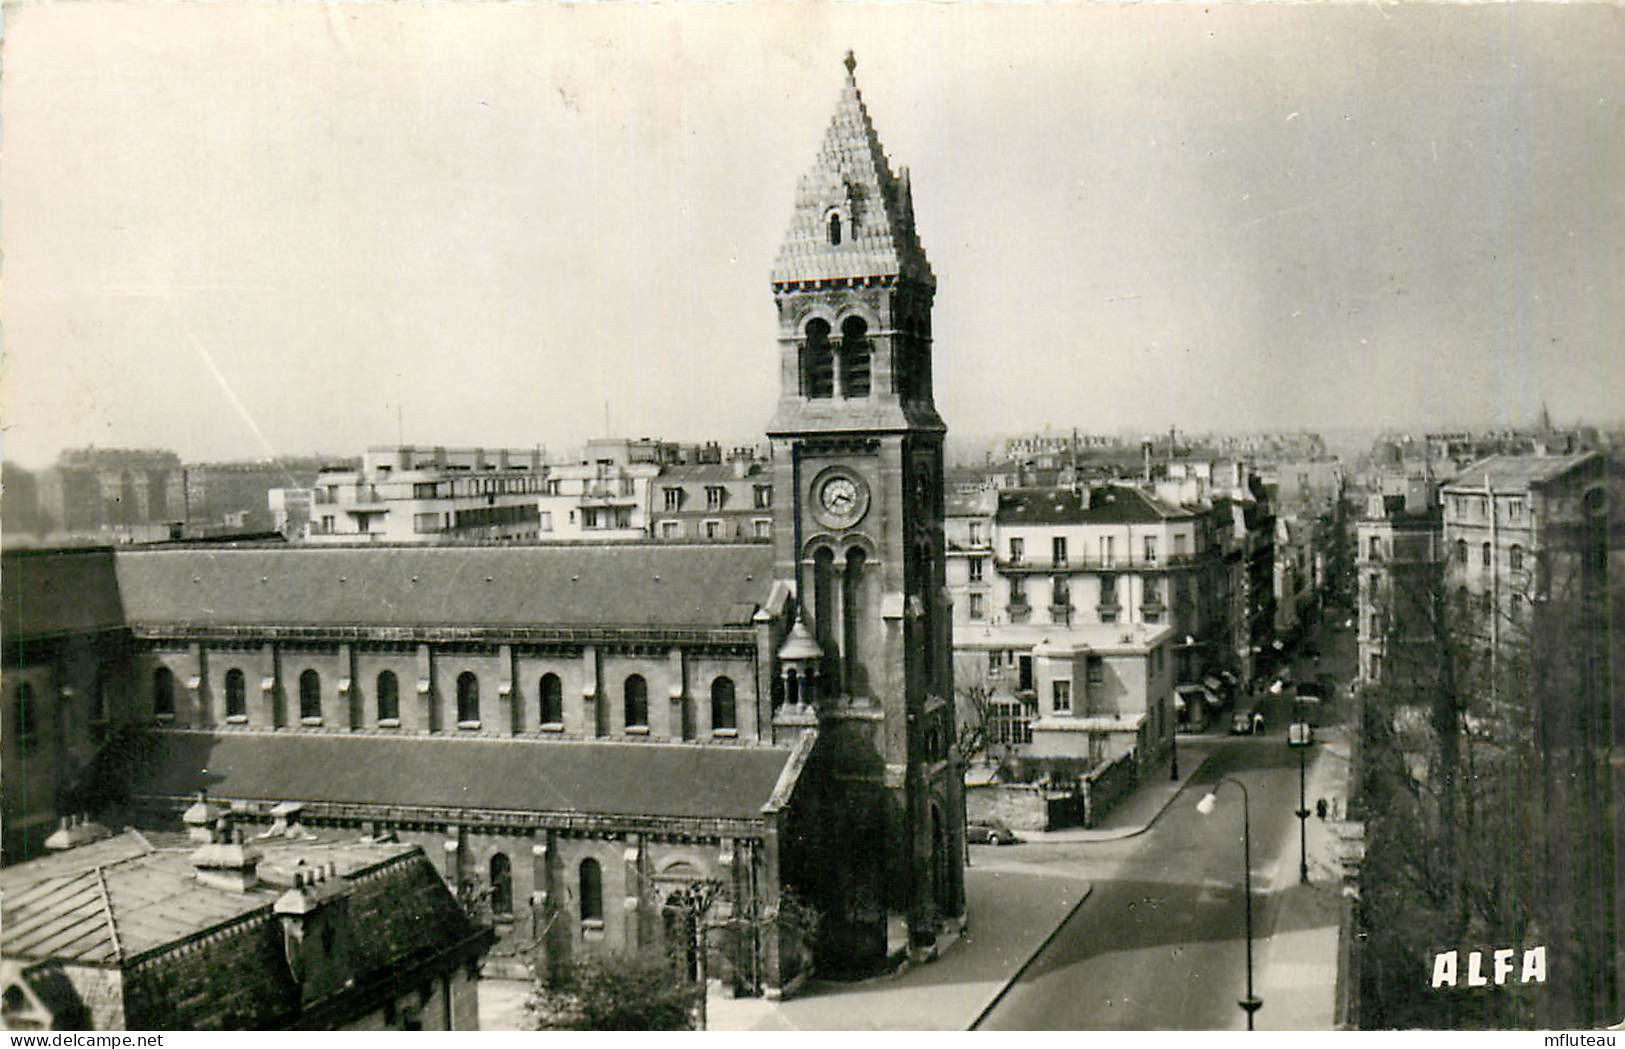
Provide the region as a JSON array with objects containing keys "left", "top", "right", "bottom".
[
  {"left": 1018, "top": 736, "right": 1218, "bottom": 843},
  {"left": 708, "top": 865, "right": 1091, "bottom": 1031},
  {"left": 706, "top": 741, "right": 1224, "bottom": 1029},
  {"left": 1252, "top": 728, "right": 1351, "bottom": 1031}
]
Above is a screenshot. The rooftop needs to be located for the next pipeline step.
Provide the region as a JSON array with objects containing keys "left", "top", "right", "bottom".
[
  {"left": 996, "top": 485, "right": 1193, "bottom": 526},
  {"left": 112, "top": 542, "right": 774, "bottom": 632},
  {"left": 945, "top": 489, "right": 997, "bottom": 517},
  {"left": 0, "top": 830, "right": 420, "bottom": 965},
  {"left": 657, "top": 463, "right": 770, "bottom": 483},
  {"left": 133, "top": 731, "right": 804, "bottom": 825},
  {"left": 1, "top": 830, "right": 487, "bottom": 1029},
  {"left": 1442, "top": 453, "right": 1600, "bottom": 493},
  {"left": 2, "top": 547, "right": 127, "bottom": 643},
  {"left": 5, "top": 542, "right": 781, "bottom": 645}
]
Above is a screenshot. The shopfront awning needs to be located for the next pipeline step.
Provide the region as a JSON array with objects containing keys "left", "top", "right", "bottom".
[{"left": 1175, "top": 684, "right": 1219, "bottom": 709}]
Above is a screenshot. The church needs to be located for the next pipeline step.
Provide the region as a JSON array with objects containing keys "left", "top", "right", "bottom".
[{"left": 1, "top": 54, "right": 966, "bottom": 997}]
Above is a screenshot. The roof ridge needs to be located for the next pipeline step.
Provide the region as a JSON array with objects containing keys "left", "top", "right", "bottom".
[
  {"left": 95, "top": 866, "right": 123, "bottom": 963},
  {"left": 156, "top": 726, "right": 791, "bottom": 753}
]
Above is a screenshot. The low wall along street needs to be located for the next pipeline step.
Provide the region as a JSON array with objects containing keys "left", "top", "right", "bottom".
[{"left": 1080, "top": 752, "right": 1138, "bottom": 828}]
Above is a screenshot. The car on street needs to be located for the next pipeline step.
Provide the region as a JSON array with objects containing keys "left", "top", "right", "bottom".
[
  {"left": 967, "top": 818, "right": 1020, "bottom": 845},
  {"left": 1232, "top": 697, "right": 1264, "bottom": 734}
]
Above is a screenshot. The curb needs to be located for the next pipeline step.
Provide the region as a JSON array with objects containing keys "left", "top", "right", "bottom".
[
  {"left": 965, "top": 881, "right": 1095, "bottom": 1030},
  {"left": 1252, "top": 745, "right": 1343, "bottom": 1032},
  {"left": 1023, "top": 747, "right": 1219, "bottom": 845}
]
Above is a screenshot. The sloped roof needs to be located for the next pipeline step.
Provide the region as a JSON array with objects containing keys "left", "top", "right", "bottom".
[
  {"left": 996, "top": 486, "right": 1194, "bottom": 526},
  {"left": 946, "top": 489, "right": 996, "bottom": 517},
  {"left": 111, "top": 543, "right": 774, "bottom": 631},
  {"left": 2, "top": 548, "right": 127, "bottom": 643},
  {"left": 771, "top": 54, "right": 932, "bottom": 287},
  {"left": 1443, "top": 453, "right": 1599, "bottom": 493},
  {"left": 133, "top": 731, "right": 799, "bottom": 824},
  {"left": 657, "top": 463, "right": 771, "bottom": 483},
  {"left": 3, "top": 831, "right": 486, "bottom": 1029},
  {"left": 0, "top": 830, "right": 427, "bottom": 965}
]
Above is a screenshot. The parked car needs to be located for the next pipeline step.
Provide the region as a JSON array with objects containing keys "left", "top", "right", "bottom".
[
  {"left": 1232, "top": 697, "right": 1263, "bottom": 735},
  {"left": 967, "top": 818, "right": 1020, "bottom": 845}
]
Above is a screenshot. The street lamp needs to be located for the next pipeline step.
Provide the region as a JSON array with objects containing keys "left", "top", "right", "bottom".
[
  {"left": 1196, "top": 777, "right": 1263, "bottom": 1030},
  {"left": 1289, "top": 697, "right": 1311, "bottom": 885},
  {"left": 1170, "top": 713, "right": 1180, "bottom": 781}
]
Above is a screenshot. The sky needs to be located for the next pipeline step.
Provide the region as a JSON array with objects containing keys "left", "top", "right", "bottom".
[{"left": 3, "top": 2, "right": 1623, "bottom": 470}]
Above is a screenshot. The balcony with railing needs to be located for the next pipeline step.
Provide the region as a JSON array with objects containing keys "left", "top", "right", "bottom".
[
  {"left": 996, "top": 550, "right": 1208, "bottom": 573},
  {"left": 581, "top": 483, "right": 640, "bottom": 506}
]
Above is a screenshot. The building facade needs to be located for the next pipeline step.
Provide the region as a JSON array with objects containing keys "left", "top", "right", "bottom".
[
  {"left": 307, "top": 447, "right": 550, "bottom": 543},
  {"left": 1355, "top": 481, "right": 1444, "bottom": 685},
  {"left": 651, "top": 459, "right": 776, "bottom": 542},
  {"left": 1439, "top": 454, "right": 1602, "bottom": 647},
  {"left": 34, "top": 449, "right": 185, "bottom": 538}
]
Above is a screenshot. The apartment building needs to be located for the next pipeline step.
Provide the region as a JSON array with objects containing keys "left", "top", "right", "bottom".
[
  {"left": 955, "top": 621, "right": 1176, "bottom": 772},
  {"left": 307, "top": 446, "right": 548, "bottom": 543},
  {"left": 945, "top": 488, "right": 997, "bottom": 626},
  {"left": 1355, "top": 479, "right": 1444, "bottom": 685},
  {"left": 650, "top": 459, "right": 775, "bottom": 541},
  {"left": 1440, "top": 453, "right": 1608, "bottom": 647}
]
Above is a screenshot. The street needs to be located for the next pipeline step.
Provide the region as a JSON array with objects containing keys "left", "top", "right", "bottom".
[
  {"left": 975, "top": 737, "right": 1311, "bottom": 1030},
  {"left": 977, "top": 617, "right": 1356, "bottom": 1031}
]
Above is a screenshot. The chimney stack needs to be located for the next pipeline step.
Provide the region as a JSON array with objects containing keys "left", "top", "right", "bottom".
[
  {"left": 183, "top": 790, "right": 219, "bottom": 844},
  {"left": 275, "top": 857, "right": 354, "bottom": 1003},
  {"left": 44, "top": 813, "right": 112, "bottom": 852},
  {"left": 190, "top": 816, "right": 264, "bottom": 892}
]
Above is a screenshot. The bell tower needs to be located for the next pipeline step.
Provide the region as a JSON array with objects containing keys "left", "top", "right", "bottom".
[{"left": 767, "top": 52, "right": 964, "bottom": 972}]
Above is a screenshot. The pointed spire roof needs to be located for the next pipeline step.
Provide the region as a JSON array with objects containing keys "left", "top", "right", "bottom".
[{"left": 772, "top": 53, "right": 934, "bottom": 288}]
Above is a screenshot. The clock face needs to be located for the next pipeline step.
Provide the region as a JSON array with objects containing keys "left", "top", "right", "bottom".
[
  {"left": 811, "top": 469, "right": 869, "bottom": 530},
  {"left": 822, "top": 478, "right": 858, "bottom": 516}
]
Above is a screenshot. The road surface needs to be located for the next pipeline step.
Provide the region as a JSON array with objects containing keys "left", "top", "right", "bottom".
[{"left": 976, "top": 737, "right": 1312, "bottom": 1030}]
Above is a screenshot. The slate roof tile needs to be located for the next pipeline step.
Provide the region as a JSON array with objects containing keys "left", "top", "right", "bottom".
[
  {"left": 133, "top": 731, "right": 798, "bottom": 824},
  {"left": 110, "top": 543, "right": 774, "bottom": 631}
]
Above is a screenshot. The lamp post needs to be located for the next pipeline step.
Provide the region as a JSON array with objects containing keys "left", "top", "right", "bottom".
[
  {"left": 1290, "top": 696, "right": 1310, "bottom": 884},
  {"left": 1197, "top": 777, "right": 1263, "bottom": 1030}
]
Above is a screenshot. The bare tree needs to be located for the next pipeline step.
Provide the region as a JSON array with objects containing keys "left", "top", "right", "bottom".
[
  {"left": 954, "top": 679, "right": 995, "bottom": 765},
  {"left": 1355, "top": 512, "right": 1617, "bottom": 1029}
]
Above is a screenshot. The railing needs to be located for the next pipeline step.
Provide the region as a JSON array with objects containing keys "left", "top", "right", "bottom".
[
  {"left": 581, "top": 485, "right": 639, "bottom": 505},
  {"left": 996, "top": 550, "right": 1209, "bottom": 573}
]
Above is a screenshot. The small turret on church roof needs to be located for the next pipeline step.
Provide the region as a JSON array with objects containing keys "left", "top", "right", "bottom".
[{"left": 771, "top": 52, "right": 934, "bottom": 289}]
